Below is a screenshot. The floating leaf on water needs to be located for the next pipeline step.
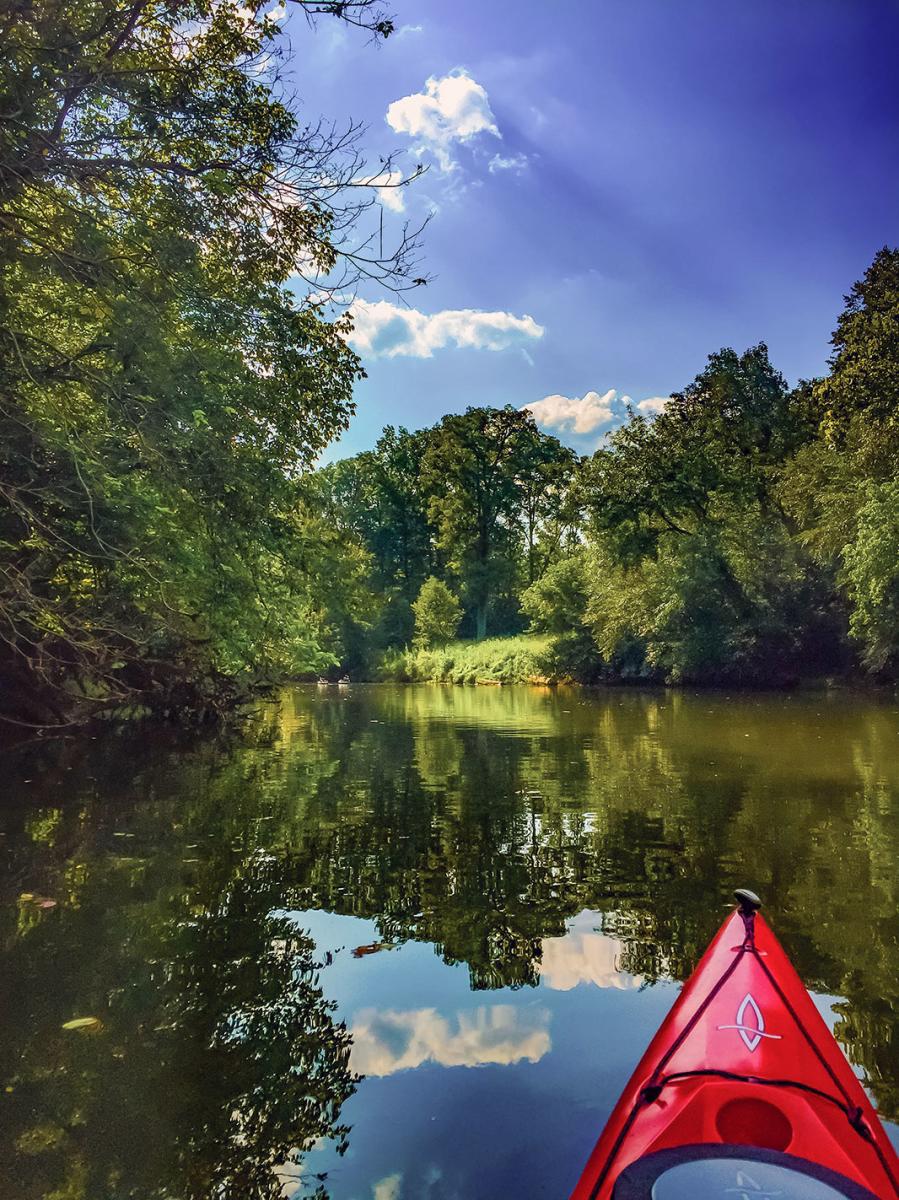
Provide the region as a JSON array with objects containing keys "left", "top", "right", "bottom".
[
  {"left": 62, "top": 1017, "right": 102, "bottom": 1032},
  {"left": 352, "top": 942, "right": 399, "bottom": 959},
  {"left": 20, "top": 893, "right": 58, "bottom": 909}
]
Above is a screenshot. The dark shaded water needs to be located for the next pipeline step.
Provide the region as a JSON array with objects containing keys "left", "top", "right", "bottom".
[{"left": 1, "top": 684, "right": 898, "bottom": 1200}]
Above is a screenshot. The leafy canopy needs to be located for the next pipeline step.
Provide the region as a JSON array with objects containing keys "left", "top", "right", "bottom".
[{"left": 0, "top": 0, "right": 417, "bottom": 722}]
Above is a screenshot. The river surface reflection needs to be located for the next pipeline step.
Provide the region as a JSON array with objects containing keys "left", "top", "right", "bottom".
[{"left": 1, "top": 684, "right": 897, "bottom": 1199}]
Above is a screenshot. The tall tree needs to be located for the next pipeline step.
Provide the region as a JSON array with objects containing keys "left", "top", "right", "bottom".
[
  {"left": 816, "top": 246, "right": 899, "bottom": 440},
  {"left": 0, "top": 1, "right": 422, "bottom": 723},
  {"left": 421, "top": 406, "right": 557, "bottom": 640},
  {"left": 516, "top": 435, "right": 578, "bottom": 584},
  {"left": 363, "top": 426, "right": 436, "bottom": 599},
  {"left": 581, "top": 346, "right": 832, "bottom": 682},
  {"left": 312, "top": 425, "right": 435, "bottom": 647},
  {"left": 585, "top": 345, "right": 805, "bottom": 563},
  {"left": 779, "top": 248, "right": 899, "bottom": 676}
]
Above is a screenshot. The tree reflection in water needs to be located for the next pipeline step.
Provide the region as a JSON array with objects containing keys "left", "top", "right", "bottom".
[
  {"left": 0, "top": 683, "right": 897, "bottom": 1198},
  {"left": 0, "top": 772, "right": 356, "bottom": 1199}
]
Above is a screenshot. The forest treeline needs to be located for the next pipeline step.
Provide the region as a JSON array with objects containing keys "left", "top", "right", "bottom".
[
  {"left": 320, "top": 248, "right": 899, "bottom": 688},
  {"left": 1, "top": 4, "right": 898, "bottom": 726}
]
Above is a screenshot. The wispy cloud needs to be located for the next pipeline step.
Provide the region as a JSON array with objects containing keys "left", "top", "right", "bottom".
[
  {"left": 488, "top": 152, "right": 529, "bottom": 175},
  {"left": 348, "top": 298, "right": 544, "bottom": 358},
  {"left": 349, "top": 1005, "right": 551, "bottom": 1076},
  {"left": 386, "top": 69, "right": 500, "bottom": 171},
  {"left": 523, "top": 389, "right": 621, "bottom": 435}
]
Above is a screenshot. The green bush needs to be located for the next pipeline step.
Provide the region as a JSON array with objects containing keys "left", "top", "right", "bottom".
[
  {"left": 412, "top": 577, "right": 463, "bottom": 648},
  {"left": 375, "top": 635, "right": 553, "bottom": 684}
]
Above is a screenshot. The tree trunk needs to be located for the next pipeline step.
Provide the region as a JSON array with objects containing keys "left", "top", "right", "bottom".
[{"left": 476, "top": 599, "right": 488, "bottom": 641}]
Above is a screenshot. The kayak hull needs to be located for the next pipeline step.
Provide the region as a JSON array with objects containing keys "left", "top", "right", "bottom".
[{"left": 570, "top": 906, "right": 899, "bottom": 1200}]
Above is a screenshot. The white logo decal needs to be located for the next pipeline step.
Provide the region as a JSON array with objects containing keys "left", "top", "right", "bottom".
[
  {"left": 717, "top": 992, "right": 782, "bottom": 1052},
  {"left": 725, "top": 1169, "right": 782, "bottom": 1200}
]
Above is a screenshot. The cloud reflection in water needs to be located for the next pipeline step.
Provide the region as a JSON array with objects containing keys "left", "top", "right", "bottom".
[
  {"left": 350, "top": 1004, "right": 551, "bottom": 1076},
  {"left": 540, "top": 910, "right": 642, "bottom": 992}
]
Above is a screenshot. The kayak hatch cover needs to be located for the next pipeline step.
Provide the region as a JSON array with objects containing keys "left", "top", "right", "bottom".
[{"left": 570, "top": 890, "right": 899, "bottom": 1200}]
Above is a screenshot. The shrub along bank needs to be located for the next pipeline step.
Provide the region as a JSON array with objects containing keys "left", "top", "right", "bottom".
[{"left": 376, "top": 636, "right": 555, "bottom": 685}]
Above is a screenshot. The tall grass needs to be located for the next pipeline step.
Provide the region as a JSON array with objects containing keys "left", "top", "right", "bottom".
[{"left": 375, "top": 635, "right": 555, "bottom": 685}]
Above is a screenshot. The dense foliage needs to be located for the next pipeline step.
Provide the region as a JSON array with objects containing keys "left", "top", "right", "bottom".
[
  {"left": 315, "top": 408, "right": 579, "bottom": 659},
  {"left": 0, "top": 0, "right": 418, "bottom": 726},
  {"left": 327, "top": 250, "right": 899, "bottom": 688},
  {"left": 578, "top": 345, "right": 835, "bottom": 684}
]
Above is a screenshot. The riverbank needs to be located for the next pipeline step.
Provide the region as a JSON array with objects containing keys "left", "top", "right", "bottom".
[{"left": 370, "top": 634, "right": 892, "bottom": 692}]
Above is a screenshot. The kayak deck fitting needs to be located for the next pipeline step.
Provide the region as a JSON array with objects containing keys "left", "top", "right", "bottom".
[{"left": 570, "top": 890, "right": 899, "bottom": 1200}]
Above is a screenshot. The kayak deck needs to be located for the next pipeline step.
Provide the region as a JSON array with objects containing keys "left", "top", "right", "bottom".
[{"left": 570, "top": 897, "right": 899, "bottom": 1200}]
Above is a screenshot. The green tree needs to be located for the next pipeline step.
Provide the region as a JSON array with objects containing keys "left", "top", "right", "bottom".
[
  {"left": 313, "top": 426, "right": 436, "bottom": 649},
  {"left": 816, "top": 246, "right": 899, "bottom": 439},
  {"left": 778, "top": 248, "right": 899, "bottom": 678},
  {"left": 421, "top": 406, "right": 565, "bottom": 640},
  {"left": 516, "top": 436, "right": 578, "bottom": 584},
  {"left": 581, "top": 346, "right": 833, "bottom": 682},
  {"left": 520, "top": 551, "right": 588, "bottom": 637},
  {"left": 842, "top": 480, "right": 899, "bottom": 674},
  {"left": 412, "top": 576, "right": 462, "bottom": 648},
  {"left": 520, "top": 549, "right": 602, "bottom": 680},
  {"left": 0, "top": 0, "right": 422, "bottom": 724}
]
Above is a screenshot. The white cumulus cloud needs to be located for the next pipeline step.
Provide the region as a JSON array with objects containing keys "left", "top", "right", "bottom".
[
  {"left": 523, "top": 389, "right": 620, "bottom": 435},
  {"left": 348, "top": 298, "right": 544, "bottom": 358},
  {"left": 636, "top": 396, "right": 670, "bottom": 416},
  {"left": 386, "top": 69, "right": 500, "bottom": 170},
  {"left": 350, "top": 1004, "right": 551, "bottom": 1076}
]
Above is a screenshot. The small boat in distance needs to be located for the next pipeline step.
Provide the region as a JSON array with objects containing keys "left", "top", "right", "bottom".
[{"left": 570, "top": 889, "right": 899, "bottom": 1200}]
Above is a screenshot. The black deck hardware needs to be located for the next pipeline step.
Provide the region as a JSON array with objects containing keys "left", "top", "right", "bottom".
[{"left": 734, "top": 888, "right": 762, "bottom": 914}]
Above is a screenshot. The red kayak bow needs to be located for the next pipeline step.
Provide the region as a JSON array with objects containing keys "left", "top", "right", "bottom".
[{"left": 571, "top": 890, "right": 899, "bottom": 1200}]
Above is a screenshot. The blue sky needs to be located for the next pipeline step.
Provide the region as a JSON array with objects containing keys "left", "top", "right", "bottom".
[{"left": 282, "top": 0, "right": 899, "bottom": 458}]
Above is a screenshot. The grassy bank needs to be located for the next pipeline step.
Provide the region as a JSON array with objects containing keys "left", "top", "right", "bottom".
[{"left": 376, "top": 635, "right": 555, "bottom": 685}]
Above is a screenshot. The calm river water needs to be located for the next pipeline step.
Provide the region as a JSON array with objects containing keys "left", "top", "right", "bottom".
[{"left": 1, "top": 684, "right": 898, "bottom": 1199}]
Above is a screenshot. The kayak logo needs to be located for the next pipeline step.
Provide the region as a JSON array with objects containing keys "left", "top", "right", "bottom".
[
  {"left": 725, "top": 1169, "right": 782, "bottom": 1200},
  {"left": 717, "top": 992, "right": 782, "bottom": 1052}
]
